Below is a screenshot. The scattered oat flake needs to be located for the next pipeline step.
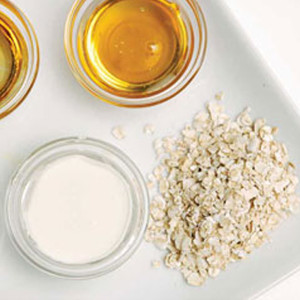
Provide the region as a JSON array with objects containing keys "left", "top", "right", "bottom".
[
  {"left": 215, "top": 91, "right": 224, "bottom": 100},
  {"left": 145, "top": 100, "right": 299, "bottom": 287},
  {"left": 154, "top": 138, "right": 163, "bottom": 158},
  {"left": 112, "top": 126, "right": 126, "bottom": 140},
  {"left": 144, "top": 124, "right": 156, "bottom": 135},
  {"left": 151, "top": 260, "right": 161, "bottom": 268},
  {"left": 147, "top": 181, "right": 155, "bottom": 189}
]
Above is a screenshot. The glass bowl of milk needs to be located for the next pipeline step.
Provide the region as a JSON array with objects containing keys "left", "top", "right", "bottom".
[{"left": 5, "top": 137, "right": 149, "bottom": 279}]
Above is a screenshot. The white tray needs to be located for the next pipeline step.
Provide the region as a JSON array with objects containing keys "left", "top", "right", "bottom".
[{"left": 1, "top": 0, "right": 300, "bottom": 299}]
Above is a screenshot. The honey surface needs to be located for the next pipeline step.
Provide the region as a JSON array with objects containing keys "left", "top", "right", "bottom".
[
  {"left": 0, "top": 13, "right": 28, "bottom": 105},
  {"left": 79, "top": 0, "right": 187, "bottom": 92},
  {"left": 0, "top": 29, "right": 13, "bottom": 92}
]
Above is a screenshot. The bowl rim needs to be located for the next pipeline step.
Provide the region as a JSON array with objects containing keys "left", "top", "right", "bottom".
[
  {"left": 64, "top": 0, "right": 207, "bottom": 108},
  {"left": 0, "top": 0, "right": 40, "bottom": 119},
  {"left": 4, "top": 137, "right": 149, "bottom": 279}
]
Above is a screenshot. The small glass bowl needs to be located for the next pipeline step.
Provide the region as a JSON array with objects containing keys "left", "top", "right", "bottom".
[
  {"left": 64, "top": 0, "right": 207, "bottom": 107},
  {"left": 0, "top": 0, "right": 39, "bottom": 119},
  {"left": 5, "top": 137, "right": 149, "bottom": 279}
]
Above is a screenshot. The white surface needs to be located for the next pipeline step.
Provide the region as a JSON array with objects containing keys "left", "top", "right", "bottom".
[
  {"left": 226, "top": 0, "right": 300, "bottom": 115},
  {"left": 225, "top": 1, "right": 300, "bottom": 299},
  {"left": 25, "top": 155, "right": 130, "bottom": 264},
  {"left": 0, "top": 0, "right": 300, "bottom": 299}
]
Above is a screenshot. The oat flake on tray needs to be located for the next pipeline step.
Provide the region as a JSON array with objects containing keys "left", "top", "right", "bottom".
[{"left": 145, "top": 100, "right": 300, "bottom": 286}]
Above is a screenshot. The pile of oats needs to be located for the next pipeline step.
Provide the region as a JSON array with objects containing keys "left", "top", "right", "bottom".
[{"left": 145, "top": 101, "right": 299, "bottom": 286}]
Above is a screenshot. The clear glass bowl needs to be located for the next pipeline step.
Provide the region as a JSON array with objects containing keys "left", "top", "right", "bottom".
[
  {"left": 0, "top": 0, "right": 39, "bottom": 119},
  {"left": 64, "top": 0, "right": 207, "bottom": 107},
  {"left": 5, "top": 137, "right": 149, "bottom": 279}
]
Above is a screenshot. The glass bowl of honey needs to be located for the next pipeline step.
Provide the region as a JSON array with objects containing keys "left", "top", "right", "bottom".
[
  {"left": 65, "top": 0, "right": 207, "bottom": 107},
  {"left": 0, "top": 0, "right": 39, "bottom": 118}
]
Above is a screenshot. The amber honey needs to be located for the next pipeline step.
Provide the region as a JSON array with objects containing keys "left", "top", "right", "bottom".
[
  {"left": 0, "top": 11, "right": 28, "bottom": 107},
  {"left": 78, "top": 0, "right": 188, "bottom": 94}
]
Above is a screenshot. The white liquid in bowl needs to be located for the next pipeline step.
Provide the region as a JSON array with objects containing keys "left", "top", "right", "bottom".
[{"left": 23, "top": 155, "right": 131, "bottom": 264}]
